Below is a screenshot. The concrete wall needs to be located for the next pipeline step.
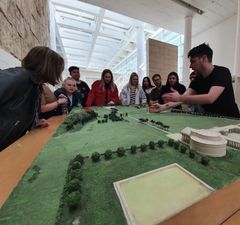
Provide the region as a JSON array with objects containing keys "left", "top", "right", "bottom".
[
  {"left": 192, "top": 15, "right": 237, "bottom": 75},
  {"left": 0, "top": 0, "right": 50, "bottom": 61},
  {"left": 146, "top": 39, "right": 178, "bottom": 84},
  {"left": 192, "top": 14, "right": 240, "bottom": 106}
]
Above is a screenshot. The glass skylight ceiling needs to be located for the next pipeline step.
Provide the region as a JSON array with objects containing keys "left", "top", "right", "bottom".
[{"left": 50, "top": 0, "right": 183, "bottom": 75}]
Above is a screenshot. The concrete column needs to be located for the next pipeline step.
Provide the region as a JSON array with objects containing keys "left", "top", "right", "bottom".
[
  {"left": 49, "top": 1, "right": 56, "bottom": 51},
  {"left": 182, "top": 15, "right": 193, "bottom": 85},
  {"left": 234, "top": 0, "right": 240, "bottom": 106},
  {"left": 136, "top": 25, "right": 146, "bottom": 82}
]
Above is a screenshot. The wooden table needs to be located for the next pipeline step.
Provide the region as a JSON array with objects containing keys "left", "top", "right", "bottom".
[{"left": 0, "top": 116, "right": 64, "bottom": 208}]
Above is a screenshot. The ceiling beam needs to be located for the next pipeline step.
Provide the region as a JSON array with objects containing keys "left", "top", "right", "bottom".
[
  {"left": 171, "top": 0, "right": 204, "bottom": 15},
  {"left": 58, "top": 20, "right": 128, "bottom": 42},
  {"left": 61, "top": 35, "right": 91, "bottom": 43},
  {"left": 55, "top": 24, "right": 67, "bottom": 62},
  {"left": 87, "top": 9, "right": 105, "bottom": 68},
  {"left": 51, "top": 0, "right": 99, "bottom": 16},
  {"left": 106, "top": 26, "right": 135, "bottom": 68}
]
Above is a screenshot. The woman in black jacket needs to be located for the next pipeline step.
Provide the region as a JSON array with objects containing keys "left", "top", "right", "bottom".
[
  {"left": 161, "top": 72, "right": 186, "bottom": 109},
  {"left": 162, "top": 72, "right": 186, "bottom": 95},
  {"left": 0, "top": 46, "right": 64, "bottom": 151}
]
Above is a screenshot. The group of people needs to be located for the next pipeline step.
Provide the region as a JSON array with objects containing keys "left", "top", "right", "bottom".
[
  {"left": 39, "top": 65, "right": 187, "bottom": 118},
  {"left": 0, "top": 43, "right": 239, "bottom": 151},
  {"left": 149, "top": 43, "right": 240, "bottom": 119}
]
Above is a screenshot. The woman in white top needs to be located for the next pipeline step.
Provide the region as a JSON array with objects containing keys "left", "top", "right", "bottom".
[{"left": 120, "top": 72, "right": 147, "bottom": 105}]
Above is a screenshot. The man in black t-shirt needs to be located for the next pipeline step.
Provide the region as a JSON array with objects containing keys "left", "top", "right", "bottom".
[
  {"left": 149, "top": 43, "right": 240, "bottom": 118},
  {"left": 69, "top": 66, "right": 90, "bottom": 107}
]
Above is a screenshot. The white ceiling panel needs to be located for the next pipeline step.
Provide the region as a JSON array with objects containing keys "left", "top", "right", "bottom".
[{"left": 51, "top": 0, "right": 238, "bottom": 71}]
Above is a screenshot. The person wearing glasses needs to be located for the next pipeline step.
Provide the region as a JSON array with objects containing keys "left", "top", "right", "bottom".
[
  {"left": 149, "top": 43, "right": 239, "bottom": 118},
  {"left": 149, "top": 73, "right": 165, "bottom": 105}
]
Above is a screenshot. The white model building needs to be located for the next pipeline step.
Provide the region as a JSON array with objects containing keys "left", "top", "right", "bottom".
[
  {"left": 181, "top": 127, "right": 227, "bottom": 157},
  {"left": 181, "top": 124, "right": 240, "bottom": 157},
  {"left": 210, "top": 125, "right": 240, "bottom": 149}
]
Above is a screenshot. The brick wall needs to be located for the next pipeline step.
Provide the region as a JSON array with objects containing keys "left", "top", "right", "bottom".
[
  {"left": 0, "top": 0, "right": 50, "bottom": 60},
  {"left": 146, "top": 39, "right": 178, "bottom": 84}
]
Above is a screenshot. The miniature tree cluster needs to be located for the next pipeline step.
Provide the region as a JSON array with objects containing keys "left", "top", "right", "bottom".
[
  {"left": 55, "top": 153, "right": 86, "bottom": 225},
  {"left": 169, "top": 138, "right": 210, "bottom": 166},
  {"left": 65, "top": 154, "right": 85, "bottom": 210},
  {"left": 90, "top": 139, "right": 166, "bottom": 162},
  {"left": 97, "top": 108, "right": 128, "bottom": 124},
  {"left": 138, "top": 118, "right": 170, "bottom": 130},
  {"left": 171, "top": 109, "right": 225, "bottom": 118},
  {"left": 63, "top": 111, "right": 98, "bottom": 131}
]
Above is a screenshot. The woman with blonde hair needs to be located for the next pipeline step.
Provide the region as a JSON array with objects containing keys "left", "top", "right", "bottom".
[{"left": 120, "top": 72, "right": 147, "bottom": 105}]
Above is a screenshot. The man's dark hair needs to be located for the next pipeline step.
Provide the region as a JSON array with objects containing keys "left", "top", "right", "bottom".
[
  {"left": 22, "top": 46, "right": 64, "bottom": 85},
  {"left": 152, "top": 74, "right": 161, "bottom": 81},
  {"left": 188, "top": 43, "right": 213, "bottom": 62},
  {"left": 68, "top": 66, "right": 79, "bottom": 73}
]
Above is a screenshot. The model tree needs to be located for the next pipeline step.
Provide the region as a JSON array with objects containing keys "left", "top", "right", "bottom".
[
  {"left": 66, "top": 179, "right": 81, "bottom": 193},
  {"left": 157, "top": 140, "right": 164, "bottom": 148},
  {"left": 173, "top": 141, "right": 180, "bottom": 150},
  {"left": 180, "top": 145, "right": 187, "bottom": 153},
  {"left": 189, "top": 150, "right": 195, "bottom": 159},
  {"left": 130, "top": 145, "right": 137, "bottom": 154},
  {"left": 69, "top": 169, "right": 82, "bottom": 181},
  {"left": 168, "top": 139, "right": 174, "bottom": 146},
  {"left": 201, "top": 156, "right": 210, "bottom": 166},
  {"left": 104, "top": 149, "right": 113, "bottom": 160},
  {"left": 72, "top": 154, "right": 84, "bottom": 164},
  {"left": 140, "top": 144, "right": 147, "bottom": 152},
  {"left": 91, "top": 152, "right": 101, "bottom": 162},
  {"left": 71, "top": 161, "right": 82, "bottom": 170},
  {"left": 66, "top": 191, "right": 81, "bottom": 209},
  {"left": 149, "top": 141, "right": 155, "bottom": 150},
  {"left": 117, "top": 147, "right": 125, "bottom": 157}
]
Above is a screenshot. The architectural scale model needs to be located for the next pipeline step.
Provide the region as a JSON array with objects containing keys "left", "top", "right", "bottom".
[
  {"left": 181, "top": 124, "right": 240, "bottom": 157},
  {"left": 1, "top": 107, "right": 240, "bottom": 225},
  {"left": 114, "top": 164, "right": 213, "bottom": 225},
  {"left": 210, "top": 124, "right": 240, "bottom": 149}
]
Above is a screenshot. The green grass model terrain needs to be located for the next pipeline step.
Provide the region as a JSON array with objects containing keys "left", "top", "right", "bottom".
[{"left": 0, "top": 106, "right": 239, "bottom": 225}]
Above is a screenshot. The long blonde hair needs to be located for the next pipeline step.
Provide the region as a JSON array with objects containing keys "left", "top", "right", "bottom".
[{"left": 128, "top": 72, "right": 139, "bottom": 88}]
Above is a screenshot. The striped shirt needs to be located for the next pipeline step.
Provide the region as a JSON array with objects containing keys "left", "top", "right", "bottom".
[{"left": 130, "top": 88, "right": 136, "bottom": 105}]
